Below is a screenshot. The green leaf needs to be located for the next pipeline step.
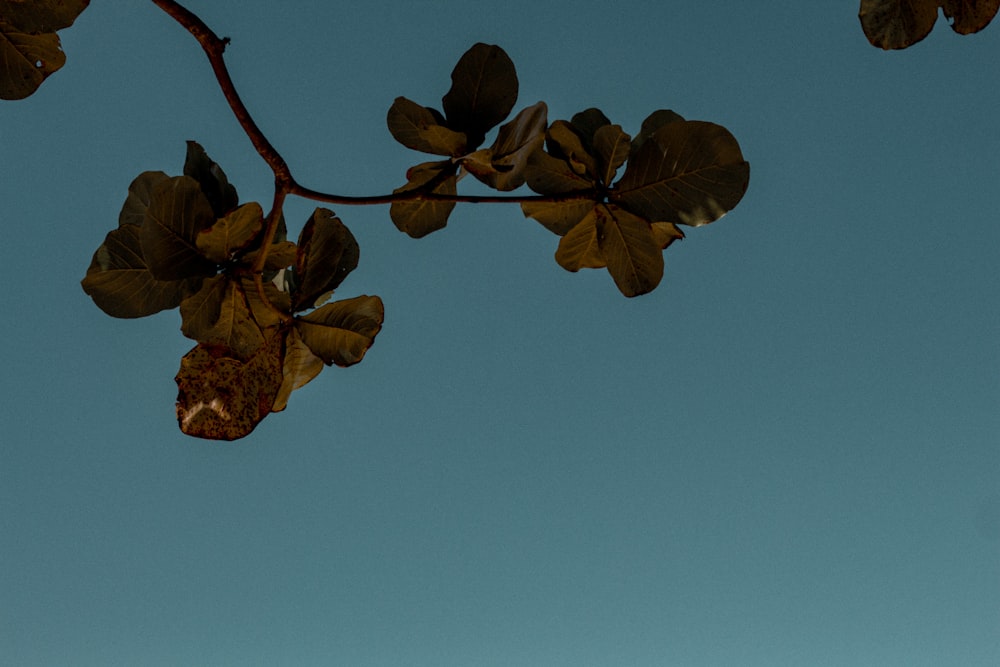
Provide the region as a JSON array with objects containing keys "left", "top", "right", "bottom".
[
  {"left": 292, "top": 208, "right": 360, "bottom": 311},
  {"left": 271, "top": 327, "right": 324, "bottom": 413},
  {"left": 295, "top": 295, "right": 384, "bottom": 367},
  {"left": 521, "top": 199, "right": 596, "bottom": 236},
  {"left": 387, "top": 96, "right": 468, "bottom": 156},
  {"left": 442, "top": 43, "right": 518, "bottom": 143},
  {"left": 390, "top": 160, "right": 458, "bottom": 238},
  {"left": 859, "top": 0, "right": 940, "bottom": 49},
  {"left": 175, "top": 328, "right": 285, "bottom": 441},
  {"left": 597, "top": 204, "right": 664, "bottom": 298},
  {"left": 140, "top": 175, "right": 218, "bottom": 280},
  {"left": 81, "top": 224, "right": 201, "bottom": 318},
  {"left": 613, "top": 120, "right": 749, "bottom": 227},
  {"left": 942, "top": 0, "right": 999, "bottom": 34},
  {"left": 460, "top": 101, "right": 547, "bottom": 191},
  {"left": 183, "top": 140, "right": 239, "bottom": 217},
  {"left": 593, "top": 124, "right": 630, "bottom": 187},
  {"left": 180, "top": 276, "right": 265, "bottom": 361},
  {"left": 196, "top": 202, "right": 264, "bottom": 263},
  {"left": 554, "top": 207, "right": 606, "bottom": 271},
  {"left": 119, "top": 171, "right": 169, "bottom": 227}
]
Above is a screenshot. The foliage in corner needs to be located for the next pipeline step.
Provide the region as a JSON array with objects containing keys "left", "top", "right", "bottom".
[
  {"left": 0, "top": 0, "right": 89, "bottom": 99},
  {"left": 5, "top": 2, "right": 752, "bottom": 440},
  {"left": 859, "top": 0, "right": 999, "bottom": 49},
  {"left": 82, "top": 143, "right": 384, "bottom": 440}
]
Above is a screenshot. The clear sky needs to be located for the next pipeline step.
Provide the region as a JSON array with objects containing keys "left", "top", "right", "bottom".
[{"left": 2, "top": 1, "right": 998, "bottom": 665}]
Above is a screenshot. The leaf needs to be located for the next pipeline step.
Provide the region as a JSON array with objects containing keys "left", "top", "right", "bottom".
[
  {"left": 545, "top": 120, "right": 598, "bottom": 178},
  {"left": 242, "top": 276, "right": 291, "bottom": 330},
  {"left": 387, "top": 96, "right": 468, "bottom": 156},
  {"left": 183, "top": 141, "right": 239, "bottom": 217},
  {"left": 81, "top": 224, "right": 201, "bottom": 318},
  {"left": 651, "top": 221, "right": 685, "bottom": 249},
  {"left": 569, "top": 108, "right": 613, "bottom": 145},
  {"left": 593, "top": 124, "right": 631, "bottom": 186},
  {"left": 521, "top": 199, "right": 597, "bottom": 236},
  {"left": 196, "top": 202, "right": 264, "bottom": 263},
  {"left": 613, "top": 120, "right": 749, "bottom": 227},
  {"left": 175, "top": 328, "right": 285, "bottom": 441},
  {"left": 523, "top": 147, "right": 595, "bottom": 196},
  {"left": 460, "top": 101, "right": 547, "bottom": 191},
  {"left": 180, "top": 276, "right": 265, "bottom": 361},
  {"left": 0, "top": 25, "right": 66, "bottom": 100},
  {"left": 390, "top": 160, "right": 458, "bottom": 238},
  {"left": 629, "top": 109, "right": 685, "bottom": 159},
  {"left": 442, "top": 43, "right": 518, "bottom": 143},
  {"left": 119, "top": 171, "right": 169, "bottom": 227},
  {"left": 0, "top": 0, "right": 90, "bottom": 33},
  {"left": 597, "top": 204, "right": 664, "bottom": 298},
  {"left": 942, "top": 0, "right": 1000, "bottom": 33},
  {"left": 271, "top": 327, "right": 324, "bottom": 413},
  {"left": 295, "top": 295, "right": 384, "bottom": 367},
  {"left": 292, "top": 208, "right": 360, "bottom": 311},
  {"left": 554, "top": 207, "right": 606, "bottom": 271},
  {"left": 140, "top": 175, "right": 218, "bottom": 281},
  {"left": 859, "top": 0, "right": 940, "bottom": 49}
]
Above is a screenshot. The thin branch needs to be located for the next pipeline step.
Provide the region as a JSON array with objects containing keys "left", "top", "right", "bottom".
[{"left": 288, "top": 182, "right": 601, "bottom": 206}]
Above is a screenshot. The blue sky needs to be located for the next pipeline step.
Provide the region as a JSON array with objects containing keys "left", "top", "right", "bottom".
[{"left": 2, "top": 1, "right": 998, "bottom": 665}]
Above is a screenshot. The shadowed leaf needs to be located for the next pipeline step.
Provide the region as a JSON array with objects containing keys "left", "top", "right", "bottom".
[
  {"left": 119, "top": 171, "right": 169, "bottom": 227},
  {"left": 180, "top": 277, "right": 265, "bottom": 361},
  {"left": 942, "top": 0, "right": 1000, "bottom": 33},
  {"left": 442, "top": 43, "right": 517, "bottom": 143},
  {"left": 598, "top": 204, "right": 664, "bottom": 297},
  {"left": 81, "top": 224, "right": 201, "bottom": 318},
  {"left": 0, "top": 26, "right": 66, "bottom": 100},
  {"left": 196, "top": 202, "right": 263, "bottom": 263},
  {"left": 613, "top": 120, "right": 749, "bottom": 227},
  {"left": 390, "top": 160, "right": 458, "bottom": 238},
  {"left": 292, "top": 208, "right": 359, "bottom": 311},
  {"left": 629, "top": 109, "right": 685, "bottom": 159},
  {"left": 859, "top": 0, "right": 940, "bottom": 48},
  {"left": 593, "top": 124, "right": 631, "bottom": 186},
  {"left": 175, "top": 328, "right": 284, "bottom": 441},
  {"left": 242, "top": 277, "right": 291, "bottom": 330},
  {"left": 0, "top": 0, "right": 90, "bottom": 32},
  {"left": 141, "top": 176, "right": 218, "bottom": 281},
  {"left": 296, "top": 295, "right": 384, "bottom": 367},
  {"left": 521, "top": 199, "right": 597, "bottom": 236},
  {"left": 460, "top": 101, "right": 547, "bottom": 191},
  {"left": 523, "top": 147, "right": 594, "bottom": 196},
  {"left": 546, "top": 120, "right": 598, "bottom": 178},
  {"left": 387, "top": 96, "right": 468, "bottom": 156},
  {"left": 183, "top": 141, "right": 238, "bottom": 217},
  {"left": 272, "top": 327, "right": 324, "bottom": 413},
  {"left": 555, "top": 208, "right": 606, "bottom": 271}
]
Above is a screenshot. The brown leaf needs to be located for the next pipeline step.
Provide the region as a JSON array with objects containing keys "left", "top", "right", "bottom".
[{"left": 859, "top": 0, "right": 940, "bottom": 49}]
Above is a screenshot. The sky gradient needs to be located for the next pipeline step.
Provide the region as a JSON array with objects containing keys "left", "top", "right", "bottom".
[{"left": 2, "top": 1, "right": 998, "bottom": 665}]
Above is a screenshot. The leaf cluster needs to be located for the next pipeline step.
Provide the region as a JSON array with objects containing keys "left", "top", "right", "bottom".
[
  {"left": 0, "top": 0, "right": 89, "bottom": 99},
  {"left": 82, "top": 143, "right": 384, "bottom": 440},
  {"left": 859, "top": 0, "right": 998, "bottom": 49},
  {"left": 388, "top": 45, "right": 749, "bottom": 297}
]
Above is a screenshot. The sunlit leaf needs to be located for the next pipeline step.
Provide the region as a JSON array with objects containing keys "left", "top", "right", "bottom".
[
  {"left": 175, "top": 328, "right": 284, "bottom": 441},
  {"left": 859, "top": 0, "right": 940, "bottom": 48},
  {"left": 183, "top": 140, "right": 238, "bottom": 217},
  {"left": 196, "top": 202, "right": 263, "bottom": 263},
  {"left": 295, "top": 295, "right": 384, "bottom": 367},
  {"left": 291, "top": 208, "right": 359, "bottom": 311},
  {"left": 554, "top": 208, "right": 606, "bottom": 271},
  {"left": 271, "top": 327, "right": 324, "bottom": 413},
  {"left": 119, "top": 171, "right": 169, "bottom": 227},
  {"left": 140, "top": 175, "right": 218, "bottom": 281},
  {"left": 613, "top": 120, "right": 749, "bottom": 227},
  {"left": 598, "top": 204, "right": 664, "bottom": 297},
  {"left": 81, "top": 224, "right": 201, "bottom": 318},
  {"left": 387, "top": 96, "right": 468, "bottom": 156},
  {"left": 942, "top": 0, "right": 1000, "bottom": 33},
  {"left": 460, "top": 101, "right": 547, "bottom": 191},
  {"left": 442, "top": 43, "right": 518, "bottom": 144},
  {"left": 390, "top": 160, "right": 458, "bottom": 238},
  {"left": 180, "top": 277, "right": 266, "bottom": 360},
  {"left": 521, "top": 199, "right": 596, "bottom": 236}
]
